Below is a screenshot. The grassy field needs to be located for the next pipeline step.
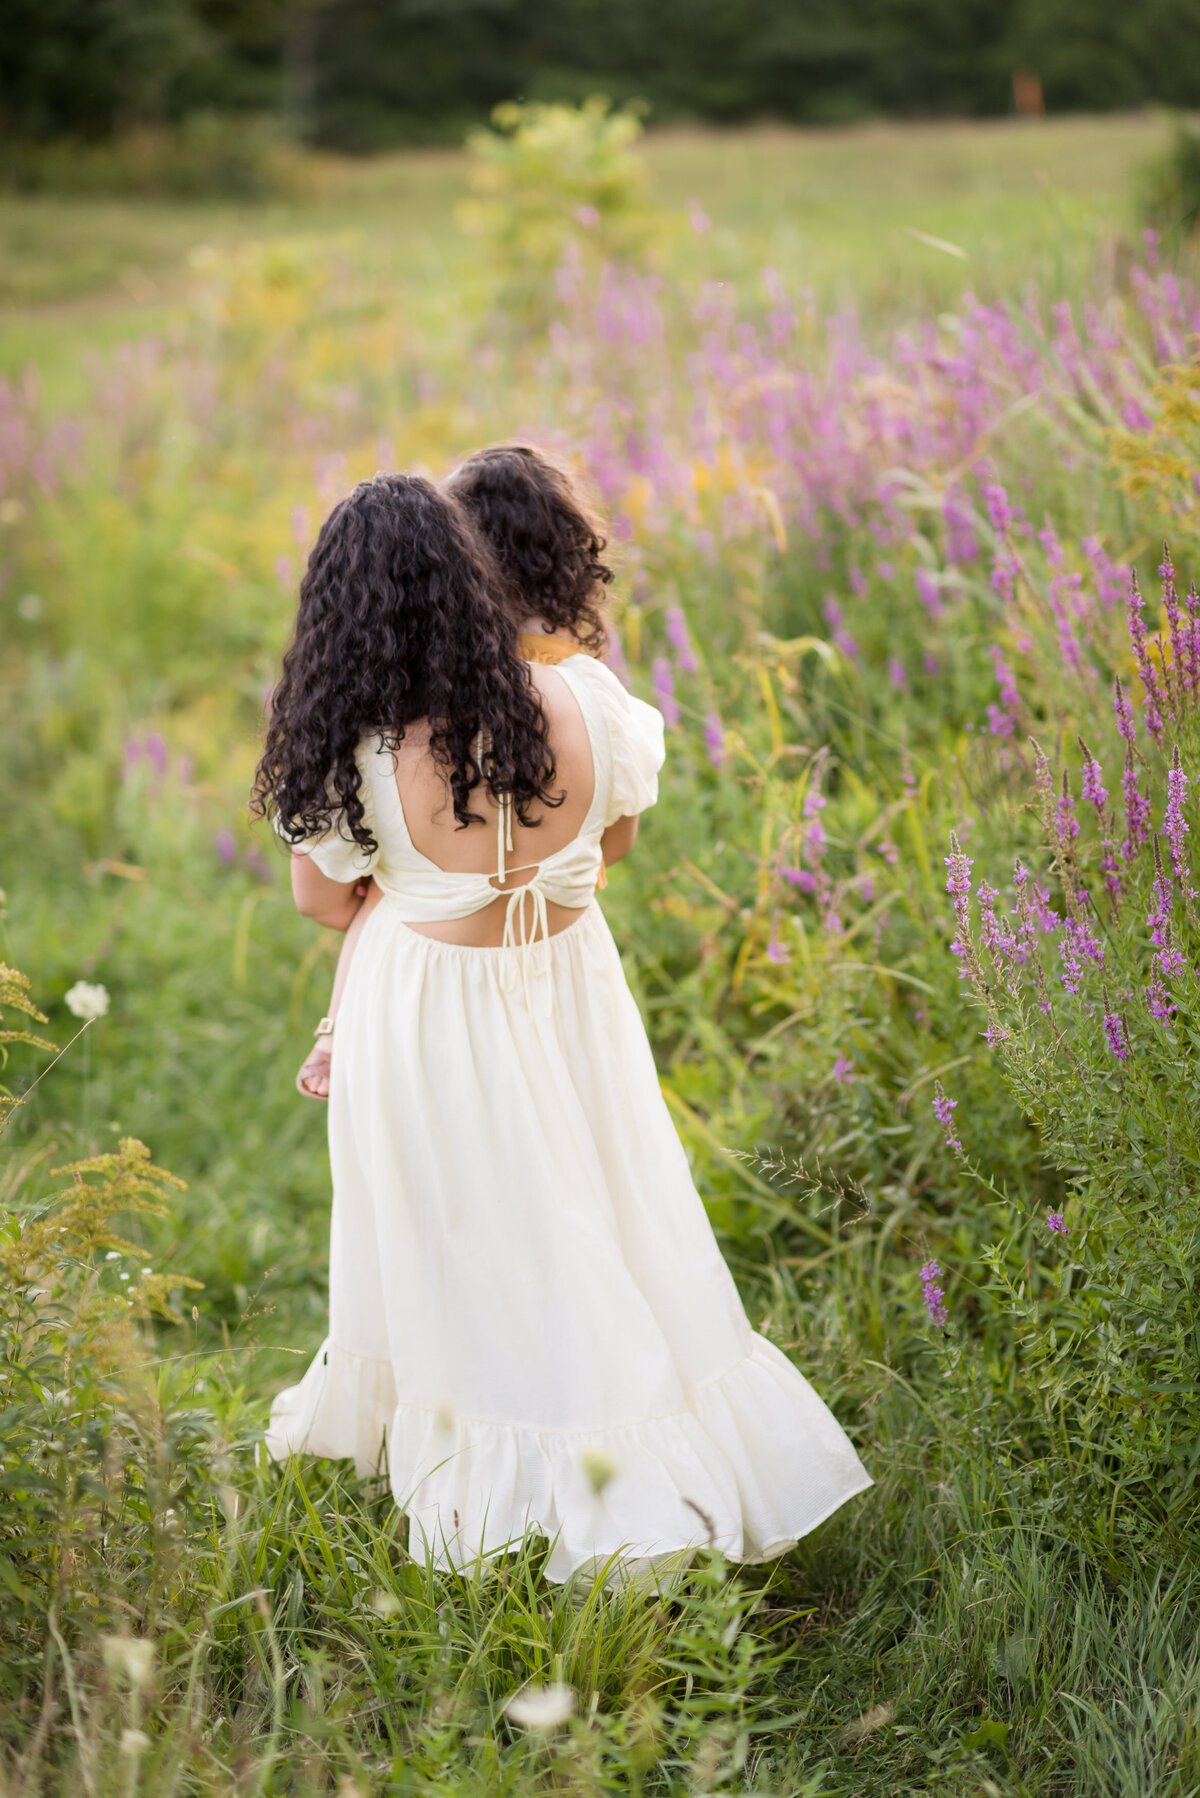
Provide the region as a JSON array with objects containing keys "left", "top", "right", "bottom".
[{"left": 3, "top": 110, "right": 1200, "bottom": 1795}]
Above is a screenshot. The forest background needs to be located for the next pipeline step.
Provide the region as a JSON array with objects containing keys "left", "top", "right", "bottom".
[{"left": 5, "top": 6, "right": 1200, "bottom": 1794}]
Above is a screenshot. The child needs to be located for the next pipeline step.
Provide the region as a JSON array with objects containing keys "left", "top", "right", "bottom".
[
  {"left": 296, "top": 444, "right": 615, "bottom": 1101},
  {"left": 259, "top": 466, "right": 871, "bottom": 1578}
]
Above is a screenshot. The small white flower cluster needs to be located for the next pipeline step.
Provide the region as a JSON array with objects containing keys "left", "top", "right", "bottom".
[{"left": 65, "top": 980, "right": 109, "bottom": 1022}]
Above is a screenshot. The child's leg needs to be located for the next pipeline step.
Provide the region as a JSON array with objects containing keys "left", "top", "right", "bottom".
[{"left": 297, "top": 880, "right": 384, "bottom": 1101}]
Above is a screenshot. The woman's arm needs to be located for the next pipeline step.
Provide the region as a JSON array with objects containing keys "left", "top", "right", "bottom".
[
  {"left": 327, "top": 879, "right": 383, "bottom": 1014},
  {"left": 291, "top": 853, "right": 369, "bottom": 931},
  {"left": 600, "top": 815, "right": 638, "bottom": 868}
]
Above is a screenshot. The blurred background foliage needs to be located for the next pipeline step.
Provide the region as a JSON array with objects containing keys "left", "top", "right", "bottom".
[{"left": 4, "top": 0, "right": 1200, "bottom": 170}]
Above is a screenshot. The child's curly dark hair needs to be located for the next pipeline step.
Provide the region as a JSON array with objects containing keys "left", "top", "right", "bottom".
[
  {"left": 446, "top": 444, "right": 612, "bottom": 656},
  {"left": 251, "top": 473, "right": 559, "bottom": 854}
]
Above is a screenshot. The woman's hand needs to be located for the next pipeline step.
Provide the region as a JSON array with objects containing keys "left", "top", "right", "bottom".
[{"left": 291, "top": 855, "right": 371, "bottom": 931}]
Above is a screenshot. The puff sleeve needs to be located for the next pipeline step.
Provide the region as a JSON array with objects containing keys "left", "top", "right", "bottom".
[
  {"left": 274, "top": 743, "right": 381, "bottom": 883},
  {"left": 572, "top": 658, "right": 666, "bottom": 826}
]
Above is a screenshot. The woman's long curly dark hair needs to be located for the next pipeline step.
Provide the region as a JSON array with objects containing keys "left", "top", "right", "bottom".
[
  {"left": 445, "top": 444, "right": 612, "bottom": 656},
  {"left": 251, "top": 473, "right": 558, "bottom": 853}
]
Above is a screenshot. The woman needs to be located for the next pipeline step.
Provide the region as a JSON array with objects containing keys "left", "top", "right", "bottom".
[{"left": 255, "top": 469, "right": 870, "bottom": 1582}]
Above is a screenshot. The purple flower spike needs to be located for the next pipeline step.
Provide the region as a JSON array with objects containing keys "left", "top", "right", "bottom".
[
  {"left": 888, "top": 657, "right": 909, "bottom": 691},
  {"left": 1079, "top": 740, "right": 1107, "bottom": 814},
  {"left": 766, "top": 937, "right": 791, "bottom": 964},
  {"left": 1113, "top": 676, "right": 1136, "bottom": 746},
  {"left": 145, "top": 732, "right": 168, "bottom": 778},
  {"left": 1046, "top": 1211, "right": 1068, "bottom": 1235},
  {"left": 831, "top": 1055, "right": 854, "bottom": 1084},
  {"left": 665, "top": 605, "right": 699, "bottom": 673},
  {"left": 1162, "top": 746, "right": 1191, "bottom": 891},
  {"left": 932, "top": 1086, "right": 962, "bottom": 1153},
  {"left": 984, "top": 483, "right": 1012, "bottom": 535},
  {"left": 920, "top": 1258, "right": 949, "bottom": 1327},
  {"left": 1122, "top": 748, "right": 1151, "bottom": 859},
  {"left": 214, "top": 830, "right": 237, "bottom": 866},
  {"left": 650, "top": 657, "right": 679, "bottom": 728},
  {"left": 915, "top": 567, "right": 943, "bottom": 617},
  {"left": 1102, "top": 1006, "right": 1131, "bottom": 1061},
  {"left": 703, "top": 713, "right": 725, "bottom": 768}
]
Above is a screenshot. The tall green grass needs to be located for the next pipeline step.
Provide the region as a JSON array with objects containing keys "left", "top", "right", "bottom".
[{"left": 3, "top": 112, "right": 1200, "bottom": 1793}]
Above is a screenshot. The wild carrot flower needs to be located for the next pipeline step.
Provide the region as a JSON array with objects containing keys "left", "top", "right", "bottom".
[
  {"left": 920, "top": 1258, "right": 949, "bottom": 1327},
  {"left": 650, "top": 657, "right": 679, "bottom": 728},
  {"left": 932, "top": 1084, "right": 961, "bottom": 1152},
  {"left": 1046, "top": 1211, "right": 1068, "bottom": 1235},
  {"left": 703, "top": 713, "right": 725, "bottom": 768}
]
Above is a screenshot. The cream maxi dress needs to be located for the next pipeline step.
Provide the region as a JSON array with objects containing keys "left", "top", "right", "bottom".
[{"left": 267, "top": 653, "right": 871, "bottom": 1580}]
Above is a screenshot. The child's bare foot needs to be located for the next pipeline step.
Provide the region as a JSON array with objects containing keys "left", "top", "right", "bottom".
[{"left": 297, "top": 1041, "right": 332, "bottom": 1101}]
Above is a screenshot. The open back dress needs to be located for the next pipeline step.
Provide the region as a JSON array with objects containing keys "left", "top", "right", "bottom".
[{"left": 266, "top": 651, "right": 871, "bottom": 1580}]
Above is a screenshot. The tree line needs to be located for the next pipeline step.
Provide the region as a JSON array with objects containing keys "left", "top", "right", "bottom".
[{"left": 4, "top": 0, "right": 1200, "bottom": 149}]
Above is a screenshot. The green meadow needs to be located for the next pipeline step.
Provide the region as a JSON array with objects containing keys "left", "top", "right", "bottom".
[{"left": 4, "top": 109, "right": 1200, "bottom": 1795}]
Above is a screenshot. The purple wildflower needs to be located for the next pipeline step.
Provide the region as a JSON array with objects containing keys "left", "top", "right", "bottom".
[
  {"left": 924, "top": 652, "right": 940, "bottom": 675},
  {"left": 1078, "top": 740, "right": 1107, "bottom": 814},
  {"left": 1147, "top": 856, "right": 1185, "bottom": 980},
  {"left": 214, "top": 830, "right": 237, "bottom": 867},
  {"left": 831, "top": 1056, "right": 854, "bottom": 1085},
  {"left": 651, "top": 658, "right": 680, "bottom": 728},
  {"left": 766, "top": 937, "right": 791, "bottom": 964},
  {"left": 915, "top": 567, "right": 943, "bottom": 617},
  {"left": 1046, "top": 1211, "right": 1068, "bottom": 1235},
  {"left": 703, "top": 713, "right": 725, "bottom": 768},
  {"left": 1122, "top": 747, "right": 1151, "bottom": 858},
  {"left": 945, "top": 839, "right": 974, "bottom": 974},
  {"left": 983, "top": 483, "right": 1012, "bottom": 535},
  {"left": 849, "top": 566, "right": 867, "bottom": 597},
  {"left": 665, "top": 605, "right": 699, "bottom": 673},
  {"left": 985, "top": 1021, "right": 1010, "bottom": 1046},
  {"left": 781, "top": 866, "right": 819, "bottom": 894},
  {"left": 888, "top": 657, "right": 909, "bottom": 691},
  {"left": 243, "top": 847, "right": 273, "bottom": 884},
  {"left": 1102, "top": 1007, "right": 1131, "bottom": 1060},
  {"left": 1146, "top": 975, "right": 1177, "bottom": 1024},
  {"left": 274, "top": 553, "right": 294, "bottom": 589},
  {"left": 1056, "top": 771, "right": 1079, "bottom": 846},
  {"left": 1059, "top": 917, "right": 1105, "bottom": 993},
  {"left": 932, "top": 1086, "right": 962, "bottom": 1153},
  {"left": 575, "top": 203, "right": 600, "bottom": 227},
  {"left": 1162, "top": 746, "right": 1191, "bottom": 890},
  {"left": 145, "top": 733, "right": 168, "bottom": 778},
  {"left": 920, "top": 1258, "right": 949, "bottom": 1328},
  {"left": 1112, "top": 676, "right": 1136, "bottom": 746},
  {"left": 1127, "top": 573, "right": 1166, "bottom": 738}
]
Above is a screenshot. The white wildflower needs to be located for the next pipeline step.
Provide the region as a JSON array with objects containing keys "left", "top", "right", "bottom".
[
  {"left": 580, "top": 1447, "right": 619, "bottom": 1496},
  {"left": 102, "top": 1635, "right": 156, "bottom": 1690},
  {"left": 504, "top": 1682, "right": 577, "bottom": 1731},
  {"left": 65, "top": 980, "right": 109, "bottom": 1022}
]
